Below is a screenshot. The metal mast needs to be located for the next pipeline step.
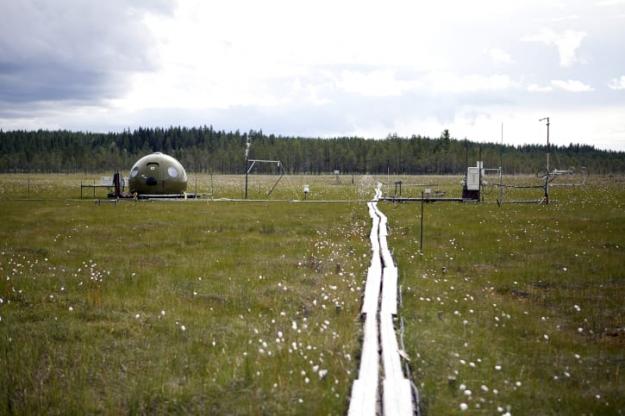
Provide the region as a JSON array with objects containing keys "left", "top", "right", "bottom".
[
  {"left": 539, "top": 117, "right": 550, "bottom": 173},
  {"left": 244, "top": 136, "right": 251, "bottom": 199},
  {"left": 499, "top": 123, "right": 504, "bottom": 204}
]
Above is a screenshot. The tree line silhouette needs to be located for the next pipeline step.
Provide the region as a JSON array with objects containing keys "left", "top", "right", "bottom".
[{"left": 1, "top": 127, "right": 623, "bottom": 174}]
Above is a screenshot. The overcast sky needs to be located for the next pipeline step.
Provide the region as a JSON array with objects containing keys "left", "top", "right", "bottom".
[{"left": 1, "top": 0, "right": 624, "bottom": 149}]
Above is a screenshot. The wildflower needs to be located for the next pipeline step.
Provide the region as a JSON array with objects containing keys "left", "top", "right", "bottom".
[
  {"left": 459, "top": 403, "right": 468, "bottom": 411},
  {"left": 181, "top": 325, "right": 186, "bottom": 331}
]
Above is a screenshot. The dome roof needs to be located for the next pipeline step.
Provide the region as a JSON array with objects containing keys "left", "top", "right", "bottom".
[{"left": 128, "top": 152, "right": 188, "bottom": 194}]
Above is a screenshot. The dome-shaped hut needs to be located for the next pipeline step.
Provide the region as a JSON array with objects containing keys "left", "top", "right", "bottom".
[{"left": 128, "top": 152, "right": 188, "bottom": 195}]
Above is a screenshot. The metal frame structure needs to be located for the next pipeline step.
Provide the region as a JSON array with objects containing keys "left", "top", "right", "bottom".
[{"left": 244, "top": 159, "right": 286, "bottom": 199}]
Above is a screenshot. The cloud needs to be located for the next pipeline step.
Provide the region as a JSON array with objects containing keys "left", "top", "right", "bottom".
[
  {"left": 487, "top": 48, "right": 514, "bottom": 65},
  {"left": 332, "top": 70, "right": 417, "bottom": 97},
  {"left": 549, "top": 15, "right": 579, "bottom": 22},
  {"left": 426, "top": 73, "right": 517, "bottom": 94},
  {"left": 597, "top": 0, "right": 625, "bottom": 5},
  {"left": 0, "top": 0, "right": 173, "bottom": 105},
  {"left": 522, "top": 29, "right": 587, "bottom": 67},
  {"left": 551, "top": 80, "right": 594, "bottom": 92},
  {"left": 608, "top": 75, "right": 625, "bottom": 90},
  {"left": 528, "top": 84, "right": 553, "bottom": 93}
]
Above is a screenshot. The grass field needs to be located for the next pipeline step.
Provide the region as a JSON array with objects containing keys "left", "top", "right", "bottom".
[
  {"left": 1, "top": 172, "right": 624, "bottom": 415},
  {"left": 0, "top": 174, "right": 370, "bottom": 414},
  {"left": 388, "top": 175, "right": 625, "bottom": 415}
]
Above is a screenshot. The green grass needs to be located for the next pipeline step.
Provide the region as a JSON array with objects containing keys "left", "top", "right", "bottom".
[
  {"left": 387, "top": 176, "right": 625, "bottom": 415},
  {"left": 0, "top": 175, "right": 370, "bottom": 414},
  {"left": 1, "top": 173, "right": 624, "bottom": 415}
]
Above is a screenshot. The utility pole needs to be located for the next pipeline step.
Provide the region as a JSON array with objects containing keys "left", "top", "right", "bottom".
[{"left": 539, "top": 117, "right": 550, "bottom": 173}]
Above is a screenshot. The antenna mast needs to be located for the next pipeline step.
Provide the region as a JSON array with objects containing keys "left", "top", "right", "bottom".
[
  {"left": 539, "top": 117, "right": 550, "bottom": 172},
  {"left": 244, "top": 136, "right": 251, "bottom": 199}
]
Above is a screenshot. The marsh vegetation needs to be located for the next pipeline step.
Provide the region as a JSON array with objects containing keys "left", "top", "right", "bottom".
[{"left": 1, "top": 173, "right": 623, "bottom": 414}]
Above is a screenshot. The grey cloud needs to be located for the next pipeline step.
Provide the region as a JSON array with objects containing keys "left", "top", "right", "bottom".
[{"left": 0, "top": 0, "right": 173, "bottom": 105}]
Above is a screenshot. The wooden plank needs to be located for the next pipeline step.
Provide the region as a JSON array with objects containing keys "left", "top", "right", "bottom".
[
  {"left": 380, "top": 314, "right": 403, "bottom": 380},
  {"left": 383, "top": 379, "right": 413, "bottom": 416},
  {"left": 381, "top": 266, "right": 398, "bottom": 316},
  {"left": 361, "top": 264, "right": 381, "bottom": 315},
  {"left": 348, "top": 314, "right": 379, "bottom": 416}
]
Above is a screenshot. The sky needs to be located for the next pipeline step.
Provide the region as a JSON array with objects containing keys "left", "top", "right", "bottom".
[{"left": 1, "top": 0, "right": 624, "bottom": 150}]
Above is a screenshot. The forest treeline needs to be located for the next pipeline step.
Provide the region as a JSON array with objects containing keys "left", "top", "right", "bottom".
[{"left": 1, "top": 126, "right": 624, "bottom": 174}]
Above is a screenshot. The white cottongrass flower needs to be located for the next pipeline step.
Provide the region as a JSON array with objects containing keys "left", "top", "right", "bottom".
[
  {"left": 459, "top": 403, "right": 468, "bottom": 411},
  {"left": 181, "top": 325, "right": 186, "bottom": 331},
  {"left": 68, "top": 306, "right": 74, "bottom": 312}
]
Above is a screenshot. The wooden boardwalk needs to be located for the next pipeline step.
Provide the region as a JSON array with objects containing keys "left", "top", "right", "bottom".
[{"left": 348, "top": 186, "right": 416, "bottom": 416}]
